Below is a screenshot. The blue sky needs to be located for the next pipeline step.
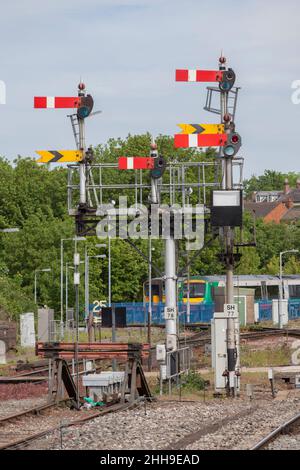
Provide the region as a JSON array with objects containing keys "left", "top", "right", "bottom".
[{"left": 0, "top": 0, "right": 300, "bottom": 177}]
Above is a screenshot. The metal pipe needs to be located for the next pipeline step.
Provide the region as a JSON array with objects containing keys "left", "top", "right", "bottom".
[
  {"left": 279, "top": 251, "right": 283, "bottom": 329},
  {"left": 108, "top": 235, "right": 111, "bottom": 307},
  {"left": 65, "top": 262, "right": 68, "bottom": 327},
  {"left": 34, "top": 271, "right": 37, "bottom": 304},
  {"left": 112, "top": 304, "right": 116, "bottom": 371},
  {"left": 78, "top": 86, "right": 86, "bottom": 205},
  {"left": 85, "top": 245, "right": 89, "bottom": 320},
  {"left": 165, "top": 237, "right": 177, "bottom": 340},
  {"left": 148, "top": 237, "right": 152, "bottom": 370},
  {"left": 60, "top": 240, "right": 63, "bottom": 330},
  {"left": 219, "top": 56, "right": 237, "bottom": 395}
]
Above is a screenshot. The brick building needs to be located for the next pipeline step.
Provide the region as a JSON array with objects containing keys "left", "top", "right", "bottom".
[{"left": 245, "top": 179, "right": 300, "bottom": 223}]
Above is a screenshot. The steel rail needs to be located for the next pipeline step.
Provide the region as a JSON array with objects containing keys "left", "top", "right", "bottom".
[
  {"left": 250, "top": 411, "right": 300, "bottom": 450},
  {"left": 0, "top": 401, "right": 135, "bottom": 450},
  {"left": 0, "top": 399, "right": 70, "bottom": 425}
]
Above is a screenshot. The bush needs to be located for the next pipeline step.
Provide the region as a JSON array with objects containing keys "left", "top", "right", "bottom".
[{"left": 181, "top": 370, "right": 206, "bottom": 391}]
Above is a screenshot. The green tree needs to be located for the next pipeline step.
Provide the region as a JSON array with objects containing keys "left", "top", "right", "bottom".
[
  {"left": 244, "top": 170, "right": 300, "bottom": 199},
  {"left": 236, "top": 248, "right": 261, "bottom": 275}
]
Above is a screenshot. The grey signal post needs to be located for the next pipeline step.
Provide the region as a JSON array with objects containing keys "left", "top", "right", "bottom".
[
  {"left": 61, "top": 237, "right": 86, "bottom": 336},
  {"left": 78, "top": 83, "right": 86, "bottom": 205},
  {"left": 148, "top": 143, "right": 158, "bottom": 358},
  {"left": 149, "top": 142, "right": 177, "bottom": 354},
  {"left": 219, "top": 56, "right": 238, "bottom": 395}
]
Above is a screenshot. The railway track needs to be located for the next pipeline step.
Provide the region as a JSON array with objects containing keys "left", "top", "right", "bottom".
[
  {"left": 0, "top": 400, "right": 134, "bottom": 450},
  {"left": 165, "top": 406, "right": 259, "bottom": 450},
  {"left": 250, "top": 410, "right": 300, "bottom": 450},
  {"left": 178, "top": 327, "right": 300, "bottom": 348}
]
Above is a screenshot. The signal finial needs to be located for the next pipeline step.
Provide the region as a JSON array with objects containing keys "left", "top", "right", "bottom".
[{"left": 219, "top": 52, "right": 226, "bottom": 65}]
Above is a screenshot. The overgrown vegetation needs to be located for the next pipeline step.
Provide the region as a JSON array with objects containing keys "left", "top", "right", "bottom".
[
  {"left": 240, "top": 344, "right": 291, "bottom": 367},
  {"left": 181, "top": 370, "right": 206, "bottom": 391}
]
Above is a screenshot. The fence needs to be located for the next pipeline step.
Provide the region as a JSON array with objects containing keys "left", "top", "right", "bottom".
[
  {"left": 257, "top": 299, "right": 300, "bottom": 322},
  {"left": 114, "top": 302, "right": 215, "bottom": 326},
  {"left": 288, "top": 299, "right": 300, "bottom": 320},
  {"left": 166, "top": 346, "right": 191, "bottom": 379}
]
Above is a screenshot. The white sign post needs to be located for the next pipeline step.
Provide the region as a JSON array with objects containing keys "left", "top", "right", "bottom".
[
  {"left": 223, "top": 304, "right": 238, "bottom": 318},
  {"left": 164, "top": 306, "right": 176, "bottom": 320}
]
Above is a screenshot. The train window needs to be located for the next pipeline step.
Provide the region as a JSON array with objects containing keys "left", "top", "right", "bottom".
[
  {"left": 183, "top": 282, "right": 205, "bottom": 298},
  {"left": 152, "top": 285, "right": 160, "bottom": 295},
  {"left": 289, "top": 285, "right": 300, "bottom": 299},
  {"left": 144, "top": 283, "right": 160, "bottom": 297}
]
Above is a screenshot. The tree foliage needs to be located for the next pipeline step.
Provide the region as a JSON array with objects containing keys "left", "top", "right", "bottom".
[
  {"left": 244, "top": 169, "right": 300, "bottom": 198},
  {"left": 0, "top": 138, "right": 298, "bottom": 321}
]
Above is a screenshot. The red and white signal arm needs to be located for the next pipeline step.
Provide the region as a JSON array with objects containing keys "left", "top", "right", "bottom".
[
  {"left": 176, "top": 69, "right": 223, "bottom": 82},
  {"left": 118, "top": 157, "right": 154, "bottom": 170},
  {"left": 174, "top": 133, "right": 227, "bottom": 148},
  {"left": 34, "top": 96, "right": 81, "bottom": 108}
]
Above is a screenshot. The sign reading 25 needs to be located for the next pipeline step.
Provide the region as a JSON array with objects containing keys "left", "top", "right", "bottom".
[{"left": 92, "top": 300, "right": 107, "bottom": 313}]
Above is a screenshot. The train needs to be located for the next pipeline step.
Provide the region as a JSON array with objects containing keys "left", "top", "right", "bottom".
[
  {"left": 143, "top": 275, "right": 300, "bottom": 305},
  {"left": 143, "top": 277, "right": 216, "bottom": 304}
]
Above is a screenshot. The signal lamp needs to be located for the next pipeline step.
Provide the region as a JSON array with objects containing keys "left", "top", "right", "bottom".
[
  {"left": 219, "top": 68, "right": 236, "bottom": 92},
  {"left": 150, "top": 155, "right": 166, "bottom": 180},
  {"left": 223, "top": 132, "right": 242, "bottom": 158},
  {"left": 77, "top": 94, "right": 94, "bottom": 119}
]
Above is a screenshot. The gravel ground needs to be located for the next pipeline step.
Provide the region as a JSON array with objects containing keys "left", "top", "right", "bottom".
[
  {"left": 0, "top": 396, "right": 47, "bottom": 418},
  {"left": 26, "top": 396, "right": 300, "bottom": 451},
  {"left": 267, "top": 432, "right": 300, "bottom": 450},
  {"left": 30, "top": 399, "right": 259, "bottom": 450},
  {"left": 186, "top": 397, "right": 300, "bottom": 450}
]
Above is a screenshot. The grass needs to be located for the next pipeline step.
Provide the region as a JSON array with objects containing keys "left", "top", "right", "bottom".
[
  {"left": 64, "top": 326, "right": 165, "bottom": 345},
  {"left": 240, "top": 343, "right": 291, "bottom": 367}
]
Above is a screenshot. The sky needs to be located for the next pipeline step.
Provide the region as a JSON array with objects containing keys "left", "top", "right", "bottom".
[{"left": 0, "top": 0, "right": 300, "bottom": 178}]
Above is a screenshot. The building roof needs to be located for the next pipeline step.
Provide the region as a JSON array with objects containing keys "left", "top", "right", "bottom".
[
  {"left": 244, "top": 201, "right": 279, "bottom": 218},
  {"left": 279, "top": 189, "right": 300, "bottom": 203},
  {"left": 254, "top": 190, "right": 282, "bottom": 197},
  {"left": 281, "top": 207, "right": 300, "bottom": 221}
]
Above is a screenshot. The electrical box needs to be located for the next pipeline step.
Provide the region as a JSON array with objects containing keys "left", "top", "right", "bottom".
[
  {"left": 156, "top": 344, "right": 166, "bottom": 362},
  {"left": 161, "top": 364, "right": 167, "bottom": 380},
  {"left": 166, "top": 334, "right": 177, "bottom": 352},
  {"left": 272, "top": 299, "right": 288, "bottom": 326},
  {"left": 212, "top": 313, "right": 228, "bottom": 392},
  {"left": 74, "top": 253, "right": 80, "bottom": 266},
  {"left": 74, "top": 272, "right": 80, "bottom": 285}
]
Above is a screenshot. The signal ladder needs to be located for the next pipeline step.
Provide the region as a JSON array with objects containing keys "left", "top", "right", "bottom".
[{"left": 68, "top": 114, "right": 80, "bottom": 150}]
